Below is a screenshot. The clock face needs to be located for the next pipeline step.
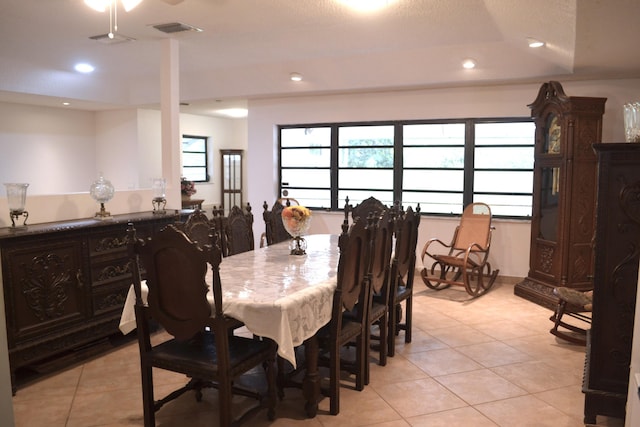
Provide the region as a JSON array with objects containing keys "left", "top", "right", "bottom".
[{"left": 546, "top": 114, "right": 561, "bottom": 154}]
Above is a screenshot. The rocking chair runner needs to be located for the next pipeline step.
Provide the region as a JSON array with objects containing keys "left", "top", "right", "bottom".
[
  {"left": 549, "top": 287, "right": 592, "bottom": 345},
  {"left": 420, "top": 202, "right": 499, "bottom": 296}
]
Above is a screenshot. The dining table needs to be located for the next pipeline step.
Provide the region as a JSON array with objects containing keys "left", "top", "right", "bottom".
[{"left": 119, "top": 233, "right": 340, "bottom": 418}]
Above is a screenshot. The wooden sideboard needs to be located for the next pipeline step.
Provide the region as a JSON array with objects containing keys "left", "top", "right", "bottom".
[
  {"left": 583, "top": 143, "right": 640, "bottom": 423},
  {"left": 0, "top": 211, "right": 186, "bottom": 392},
  {"left": 182, "top": 198, "right": 204, "bottom": 210}
]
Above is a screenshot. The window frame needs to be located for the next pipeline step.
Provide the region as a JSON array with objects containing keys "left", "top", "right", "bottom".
[
  {"left": 181, "top": 134, "right": 210, "bottom": 183},
  {"left": 278, "top": 117, "right": 534, "bottom": 219}
]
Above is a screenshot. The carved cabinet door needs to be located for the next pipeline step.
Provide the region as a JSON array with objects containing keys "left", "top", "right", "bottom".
[{"left": 3, "top": 238, "right": 87, "bottom": 347}]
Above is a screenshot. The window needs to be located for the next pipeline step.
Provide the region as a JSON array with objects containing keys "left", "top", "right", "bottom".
[
  {"left": 279, "top": 118, "right": 534, "bottom": 218},
  {"left": 337, "top": 125, "right": 395, "bottom": 207},
  {"left": 473, "top": 122, "right": 535, "bottom": 216},
  {"left": 181, "top": 135, "right": 209, "bottom": 182},
  {"left": 281, "top": 127, "right": 332, "bottom": 208},
  {"left": 402, "top": 123, "right": 466, "bottom": 214}
]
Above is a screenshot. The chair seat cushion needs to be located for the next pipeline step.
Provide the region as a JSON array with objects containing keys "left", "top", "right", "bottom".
[
  {"left": 394, "top": 285, "right": 411, "bottom": 302},
  {"left": 317, "top": 317, "right": 363, "bottom": 348},
  {"left": 149, "top": 331, "right": 273, "bottom": 377},
  {"left": 554, "top": 287, "right": 593, "bottom": 310},
  {"left": 433, "top": 254, "right": 478, "bottom": 268},
  {"left": 369, "top": 301, "right": 387, "bottom": 321}
]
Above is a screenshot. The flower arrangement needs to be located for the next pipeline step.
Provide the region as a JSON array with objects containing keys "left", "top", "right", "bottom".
[
  {"left": 282, "top": 205, "right": 312, "bottom": 237},
  {"left": 180, "top": 177, "right": 197, "bottom": 197}
]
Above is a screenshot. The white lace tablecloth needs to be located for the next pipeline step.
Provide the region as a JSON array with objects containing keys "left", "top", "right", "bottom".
[{"left": 119, "top": 234, "right": 339, "bottom": 367}]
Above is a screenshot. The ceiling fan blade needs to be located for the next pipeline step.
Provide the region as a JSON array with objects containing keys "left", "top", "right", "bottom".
[{"left": 161, "top": 0, "right": 185, "bottom": 5}]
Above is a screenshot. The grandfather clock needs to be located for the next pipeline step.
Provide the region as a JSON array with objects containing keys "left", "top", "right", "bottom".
[{"left": 514, "top": 81, "right": 606, "bottom": 309}]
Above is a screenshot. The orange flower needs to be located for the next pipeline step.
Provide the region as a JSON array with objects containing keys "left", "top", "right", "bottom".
[
  {"left": 282, "top": 205, "right": 312, "bottom": 236},
  {"left": 283, "top": 205, "right": 311, "bottom": 221},
  {"left": 282, "top": 208, "right": 294, "bottom": 219}
]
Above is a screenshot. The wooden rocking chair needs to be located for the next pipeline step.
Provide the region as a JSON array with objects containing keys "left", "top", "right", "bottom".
[{"left": 420, "top": 202, "right": 499, "bottom": 296}]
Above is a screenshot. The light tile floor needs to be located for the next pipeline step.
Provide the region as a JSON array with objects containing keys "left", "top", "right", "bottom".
[{"left": 12, "top": 279, "right": 626, "bottom": 426}]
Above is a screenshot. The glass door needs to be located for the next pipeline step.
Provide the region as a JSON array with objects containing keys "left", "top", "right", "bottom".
[{"left": 221, "top": 150, "right": 243, "bottom": 214}]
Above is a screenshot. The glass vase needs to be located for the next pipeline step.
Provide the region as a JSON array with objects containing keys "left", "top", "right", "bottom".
[
  {"left": 282, "top": 216, "right": 311, "bottom": 255},
  {"left": 624, "top": 102, "right": 640, "bottom": 142},
  {"left": 4, "top": 183, "right": 29, "bottom": 227}
]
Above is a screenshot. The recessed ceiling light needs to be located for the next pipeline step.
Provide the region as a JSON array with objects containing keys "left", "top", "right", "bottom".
[
  {"left": 337, "top": 0, "right": 397, "bottom": 12},
  {"left": 290, "top": 72, "right": 303, "bottom": 82},
  {"left": 527, "top": 38, "right": 545, "bottom": 48},
  {"left": 74, "top": 63, "right": 95, "bottom": 73},
  {"left": 216, "top": 108, "right": 248, "bottom": 118},
  {"left": 62, "top": 102, "right": 71, "bottom": 106},
  {"left": 462, "top": 59, "right": 476, "bottom": 69}
]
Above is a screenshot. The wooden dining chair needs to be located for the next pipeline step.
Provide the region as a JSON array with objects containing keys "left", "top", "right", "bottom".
[
  {"left": 175, "top": 208, "right": 212, "bottom": 248},
  {"left": 387, "top": 204, "right": 421, "bottom": 357},
  {"left": 344, "top": 197, "right": 394, "bottom": 384},
  {"left": 317, "top": 211, "right": 375, "bottom": 415},
  {"left": 225, "top": 203, "right": 255, "bottom": 256},
  {"left": 262, "top": 197, "right": 298, "bottom": 247},
  {"left": 176, "top": 209, "right": 245, "bottom": 333},
  {"left": 349, "top": 195, "right": 386, "bottom": 222},
  {"left": 127, "top": 223, "right": 276, "bottom": 426},
  {"left": 209, "top": 206, "right": 232, "bottom": 256},
  {"left": 365, "top": 207, "right": 395, "bottom": 382}
]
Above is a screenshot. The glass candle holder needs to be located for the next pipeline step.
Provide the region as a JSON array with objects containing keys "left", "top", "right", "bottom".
[
  {"left": 624, "top": 102, "right": 640, "bottom": 142},
  {"left": 151, "top": 178, "right": 167, "bottom": 214},
  {"left": 4, "top": 183, "right": 29, "bottom": 227}
]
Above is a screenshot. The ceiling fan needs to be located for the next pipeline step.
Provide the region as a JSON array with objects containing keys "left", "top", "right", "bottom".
[
  {"left": 85, "top": 0, "right": 186, "bottom": 11},
  {"left": 85, "top": 0, "right": 188, "bottom": 40}
]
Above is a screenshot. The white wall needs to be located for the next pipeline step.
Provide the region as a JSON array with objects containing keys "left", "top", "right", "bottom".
[
  {"left": 95, "top": 109, "right": 141, "bottom": 190},
  {"left": 0, "top": 102, "right": 96, "bottom": 195}
]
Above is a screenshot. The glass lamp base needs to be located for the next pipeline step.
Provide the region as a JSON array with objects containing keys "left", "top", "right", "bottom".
[
  {"left": 152, "top": 197, "right": 167, "bottom": 214},
  {"left": 289, "top": 236, "right": 307, "bottom": 255},
  {"left": 9, "top": 209, "right": 28, "bottom": 228},
  {"left": 95, "top": 203, "right": 113, "bottom": 220}
]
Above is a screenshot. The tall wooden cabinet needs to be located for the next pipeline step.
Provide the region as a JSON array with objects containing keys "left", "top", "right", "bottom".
[
  {"left": 514, "top": 81, "right": 607, "bottom": 309},
  {"left": 583, "top": 143, "right": 640, "bottom": 423},
  {"left": 0, "top": 211, "right": 185, "bottom": 392}
]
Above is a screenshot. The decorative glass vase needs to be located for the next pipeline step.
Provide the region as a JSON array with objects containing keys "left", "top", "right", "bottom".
[
  {"left": 624, "top": 102, "right": 640, "bottom": 142},
  {"left": 90, "top": 174, "right": 115, "bottom": 219},
  {"left": 282, "top": 215, "right": 311, "bottom": 255},
  {"left": 151, "top": 178, "right": 166, "bottom": 214},
  {"left": 4, "top": 183, "right": 29, "bottom": 227}
]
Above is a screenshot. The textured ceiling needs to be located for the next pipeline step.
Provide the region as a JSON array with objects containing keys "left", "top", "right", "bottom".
[{"left": 0, "top": 0, "right": 639, "bottom": 115}]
